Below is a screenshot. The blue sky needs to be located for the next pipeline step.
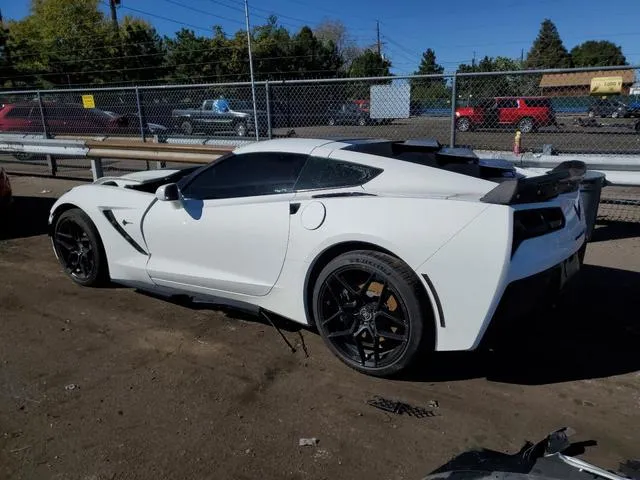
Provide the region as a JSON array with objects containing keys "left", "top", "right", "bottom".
[{"left": 3, "top": 0, "right": 640, "bottom": 73}]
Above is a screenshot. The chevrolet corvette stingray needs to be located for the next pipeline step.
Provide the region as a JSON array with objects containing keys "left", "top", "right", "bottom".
[{"left": 48, "top": 138, "right": 587, "bottom": 377}]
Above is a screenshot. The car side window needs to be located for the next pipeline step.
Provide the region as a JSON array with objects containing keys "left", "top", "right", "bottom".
[
  {"left": 497, "top": 99, "right": 518, "bottom": 108},
  {"left": 180, "top": 152, "right": 308, "bottom": 200},
  {"left": 295, "top": 156, "right": 383, "bottom": 191}
]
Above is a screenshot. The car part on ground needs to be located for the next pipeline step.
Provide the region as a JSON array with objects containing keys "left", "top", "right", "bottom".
[
  {"left": 47, "top": 137, "right": 588, "bottom": 377},
  {"left": 423, "top": 427, "right": 635, "bottom": 480}
]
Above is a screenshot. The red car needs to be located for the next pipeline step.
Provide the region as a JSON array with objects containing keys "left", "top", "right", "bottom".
[
  {"left": 455, "top": 96, "right": 557, "bottom": 133},
  {"left": 0, "top": 167, "right": 12, "bottom": 212},
  {"left": 0, "top": 102, "right": 135, "bottom": 135}
]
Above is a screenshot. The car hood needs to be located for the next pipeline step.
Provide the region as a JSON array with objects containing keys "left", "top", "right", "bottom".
[{"left": 95, "top": 169, "right": 182, "bottom": 186}]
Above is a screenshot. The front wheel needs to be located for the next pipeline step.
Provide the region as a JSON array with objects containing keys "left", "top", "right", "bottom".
[
  {"left": 357, "top": 117, "right": 367, "bottom": 126},
  {"left": 235, "top": 122, "right": 247, "bottom": 137},
  {"left": 312, "top": 250, "right": 433, "bottom": 377},
  {"left": 456, "top": 117, "right": 471, "bottom": 132},
  {"left": 52, "top": 208, "right": 109, "bottom": 287},
  {"left": 328, "top": 117, "right": 336, "bottom": 126}
]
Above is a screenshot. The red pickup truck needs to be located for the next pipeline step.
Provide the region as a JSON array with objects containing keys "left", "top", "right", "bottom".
[{"left": 455, "top": 96, "right": 557, "bottom": 133}]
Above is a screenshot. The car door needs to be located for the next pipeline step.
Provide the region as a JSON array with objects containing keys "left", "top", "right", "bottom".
[
  {"left": 142, "top": 151, "right": 308, "bottom": 297},
  {"left": 498, "top": 98, "right": 519, "bottom": 125}
]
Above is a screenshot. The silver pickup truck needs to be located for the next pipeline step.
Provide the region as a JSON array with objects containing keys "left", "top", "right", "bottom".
[{"left": 171, "top": 99, "right": 268, "bottom": 137}]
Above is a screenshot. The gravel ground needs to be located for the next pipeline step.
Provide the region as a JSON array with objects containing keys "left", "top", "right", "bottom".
[{"left": 1, "top": 176, "right": 639, "bottom": 480}]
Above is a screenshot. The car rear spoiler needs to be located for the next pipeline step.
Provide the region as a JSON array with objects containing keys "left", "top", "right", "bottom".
[{"left": 480, "top": 160, "right": 587, "bottom": 205}]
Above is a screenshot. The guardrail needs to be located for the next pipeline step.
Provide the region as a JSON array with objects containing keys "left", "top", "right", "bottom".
[
  {"left": 2, "top": 133, "right": 640, "bottom": 187},
  {"left": 0, "top": 134, "right": 236, "bottom": 180}
]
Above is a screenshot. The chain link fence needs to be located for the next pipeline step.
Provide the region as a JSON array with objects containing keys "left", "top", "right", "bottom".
[{"left": 1, "top": 66, "right": 640, "bottom": 221}]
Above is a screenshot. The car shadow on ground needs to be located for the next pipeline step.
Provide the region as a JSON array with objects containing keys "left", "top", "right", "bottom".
[
  {"left": 590, "top": 220, "right": 640, "bottom": 242},
  {"left": 0, "top": 195, "right": 56, "bottom": 241},
  {"left": 403, "top": 262, "right": 640, "bottom": 386}
]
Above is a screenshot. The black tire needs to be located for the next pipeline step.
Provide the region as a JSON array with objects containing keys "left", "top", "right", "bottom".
[
  {"left": 235, "top": 122, "right": 247, "bottom": 137},
  {"left": 13, "top": 152, "right": 34, "bottom": 161},
  {"left": 328, "top": 117, "right": 336, "bottom": 126},
  {"left": 588, "top": 110, "right": 595, "bottom": 118},
  {"left": 312, "top": 250, "right": 433, "bottom": 377},
  {"left": 456, "top": 117, "right": 471, "bottom": 132},
  {"left": 357, "top": 116, "right": 367, "bottom": 126},
  {"left": 52, "top": 208, "right": 109, "bottom": 287},
  {"left": 180, "top": 120, "right": 193, "bottom": 135},
  {"left": 517, "top": 117, "right": 535, "bottom": 133}
]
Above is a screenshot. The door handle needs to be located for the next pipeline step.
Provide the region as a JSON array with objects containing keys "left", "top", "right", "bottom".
[{"left": 289, "top": 203, "right": 301, "bottom": 215}]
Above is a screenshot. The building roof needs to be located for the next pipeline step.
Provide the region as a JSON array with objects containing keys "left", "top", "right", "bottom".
[{"left": 539, "top": 69, "right": 635, "bottom": 88}]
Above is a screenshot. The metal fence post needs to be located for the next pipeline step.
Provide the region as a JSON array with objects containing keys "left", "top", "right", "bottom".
[
  {"left": 449, "top": 73, "right": 457, "bottom": 148},
  {"left": 135, "top": 86, "right": 146, "bottom": 142},
  {"left": 36, "top": 91, "right": 57, "bottom": 176},
  {"left": 134, "top": 86, "right": 150, "bottom": 170},
  {"left": 265, "top": 80, "right": 272, "bottom": 139}
]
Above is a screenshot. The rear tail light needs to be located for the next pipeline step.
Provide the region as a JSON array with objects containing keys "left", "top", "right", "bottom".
[{"left": 512, "top": 207, "right": 565, "bottom": 256}]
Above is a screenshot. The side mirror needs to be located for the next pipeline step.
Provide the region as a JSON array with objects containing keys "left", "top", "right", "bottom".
[{"left": 155, "top": 183, "right": 180, "bottom": 202}]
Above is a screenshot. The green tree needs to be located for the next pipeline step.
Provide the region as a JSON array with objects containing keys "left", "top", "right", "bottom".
[
  {"left": 411, "top": 48, "right": 447, "bottom": 103},
  {"left": 457, "top": 56, "right": 538, "bottom": 102},
  {"left": 8, "top": 0, "right": 113, "bottom": 87},
  {"left": 289, "top": 26, "right": 342, "bottom": 79},
  {"left": 570, "top": 40, "right": 627, "bottom": 67},
  {"left": 348, "top": 49, "right": 391, "bottom": 77},
  {"left": 0, "top": 11, "right": 16, "bottom": 88},
  {"left": 164, "top": 28, "right": 220, "bottom": 83},
  {"left": 118, "top": 16, "right": 166, "bottom": 84},
  {"left": 525, "top": 19, "right": 571, "bottom": 69}
]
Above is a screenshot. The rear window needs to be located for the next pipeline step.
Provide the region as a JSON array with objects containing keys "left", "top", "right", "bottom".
[
  {"left": 295, "top": 157, "right": 382, "bottom": 190},
  {"left": 525, "top": 98, "right": 551, "bottom": 107}
]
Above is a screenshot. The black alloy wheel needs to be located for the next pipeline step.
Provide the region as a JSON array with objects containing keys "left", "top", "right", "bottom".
[
  {"left": 53, "top": 209, "right": 108, "bottom": 287},
  {"left": 313, "top": 251, "right": 432, "bottom": 377}
]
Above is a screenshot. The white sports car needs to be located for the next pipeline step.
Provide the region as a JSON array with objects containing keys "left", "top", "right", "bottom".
[{"left": 48, "top": 138, "right": 587, "bottom": 377}]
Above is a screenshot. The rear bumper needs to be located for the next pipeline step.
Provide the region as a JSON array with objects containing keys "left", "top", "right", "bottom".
[{"left": 480, "top": 241, "right": 585, "bottom": 348}]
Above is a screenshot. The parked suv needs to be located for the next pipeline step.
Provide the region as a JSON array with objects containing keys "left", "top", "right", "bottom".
[{"left": 455, "top": 96, "right": 557, "bottom": 133}]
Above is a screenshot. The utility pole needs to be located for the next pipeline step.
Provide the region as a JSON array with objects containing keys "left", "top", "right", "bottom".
[
  {"left": 376, "top": 20, "right": 381, "bottom": 57},
  {"left": 472, "top": 51, "right": 476, "bottom": 68},
  {"left": 109, "top": 0, "right": 120, "bottom": 33}
]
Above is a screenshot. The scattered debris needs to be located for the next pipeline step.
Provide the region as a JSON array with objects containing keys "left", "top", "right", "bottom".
[
  {"left": 297, "top": 331, "right": 310, "bottom": 358},
  {"left": 40, "top": 189, "right": 52, "bottom": 194},
  {"left": 314, "top": 449, "right": 331, "bottom": 460},
  {"left": 10, "top": 445, "right": 31, "bottom": 454},
  {"left": 367, "top": 395, "right": 439, "bottom": 418},
  {"left": 64, "top": 384, "right": 78, "bottom": 391},
  {"left": 299, "top": 437, "right": 319, "bottom": 447}
]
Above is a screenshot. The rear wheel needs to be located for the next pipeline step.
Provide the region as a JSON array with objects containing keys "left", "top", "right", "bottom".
[
  {"left": 518, "top": 117, "right": 535, "bottom": 133},
  {"left": 312, "top": 250, "right": 433, "bottom": 377},
  {"left": 357, "top": 117, "right": 367, "bottom": 126},
  {"left": 456, "top": 117, "right": 471, "bottom": 132},
  {"left": 180, "top": 120, "right": 193, "bottom": 135},
  {"left": 52, "top": 209, "right": 109, "bottom": 287},
  {"left": 328, "top": 117, "right": 336, "bottom": 126}
]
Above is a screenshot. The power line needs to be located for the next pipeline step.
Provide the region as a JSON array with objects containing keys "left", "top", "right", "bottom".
[{"left": 158, "top": 0, "right": 244, "bottom": 25}]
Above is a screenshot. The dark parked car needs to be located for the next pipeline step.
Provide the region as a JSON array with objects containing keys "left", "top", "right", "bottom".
[
  {"left": 171, "top": 98, "right": 267, "bottom": 137},
  {"left": 587, "top": 98, "right": 629, "bottom": 118},
  {"left": 327, "top": 102, "right": 376, "bottom": 126}
]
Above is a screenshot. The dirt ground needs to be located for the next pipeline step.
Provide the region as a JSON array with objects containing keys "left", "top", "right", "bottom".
[{"left": 1, "top": 175, "right": 639, "bottom": 480}]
